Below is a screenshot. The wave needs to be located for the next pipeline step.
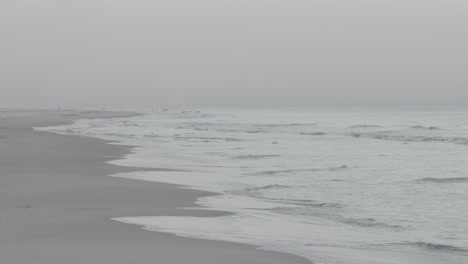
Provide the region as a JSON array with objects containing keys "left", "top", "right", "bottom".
[
  {"left": 249, "top": 165, "right": 349, "bottom": 176},
  {"left": 410, "top": 125, "right": 439, "bottom": 130},
  {"left": 300, "top": 132, "right": 326, "bottom": 136},
  {"left": 245, "top": 184, "right": 291, "bottom": 192},
  {"left": 349, "top": 132, "right": 468, "bottom": 145},
  {"left": 350, "top": 125, "right": 381, "bottom": 128},
  {"left": 117, "top": 120, "right": 141, "bottom": 127},
  {"left": 228, "top": 184, "right": 292, "bottom": 198},
  {"left": 273, "top": 207, "right": 402, "bottom": 229},
  {"left": 232, "top": 155, "right": 281, "bottom": 160},
  {"left": 188, "top": 123, "right": 319, "bottom": 134},
  {"left": 227, "top": 189, "right": 339, "bottom": 208},
  {"left": 186, "top": 122, "right": 318, "bottom": 128},
  {"left": 100, "top": 133, "right": 137, "bottom": 138},
  {"left": 342, "top": 217, "right": 403, "bottom": 229},
  {"left": 273, "top": 203, "right": 342, "bottom": 212},
  {"left": 172, "top": 136, "right": 242, "bottom": 142},
  {"left": 417, "top": 177, "right": 468, "bottom": 183},
  {"left": 396, "top": 242, "right": 468, "bottom": 253},
  {"left": 259, "top": 123, "right": 319, "bottom": 127},
  {"left": 214, "top": 129, "right": 267, "bottom": 134},
  {"left": 143, "top": 134, "right": 160, "bottom": 138},
  {"left": 245, "top": 130, "right": 268, "bottom": 134}
]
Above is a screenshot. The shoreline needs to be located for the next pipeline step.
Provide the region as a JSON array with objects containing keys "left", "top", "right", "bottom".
[{"left": 0, "top": 109, "right": 309, "bottom": 264}]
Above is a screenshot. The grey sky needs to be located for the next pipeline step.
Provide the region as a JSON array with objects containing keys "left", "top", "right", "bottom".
[{"left": 1, "top": 0, "right": 467, "bottom": 107}]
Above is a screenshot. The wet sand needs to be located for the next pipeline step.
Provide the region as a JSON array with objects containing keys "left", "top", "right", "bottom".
[{"left": 0, "top": 109, "right": 309, "bottom": 264}]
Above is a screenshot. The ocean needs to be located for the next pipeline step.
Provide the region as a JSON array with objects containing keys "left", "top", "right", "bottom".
[{"left": 39, "top": 105, "right": 468, "bottom": 264}]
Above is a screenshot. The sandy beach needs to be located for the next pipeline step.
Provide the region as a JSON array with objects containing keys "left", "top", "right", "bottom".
[{"left": 0, "top": 109, "right": 309, "bottom": 264}]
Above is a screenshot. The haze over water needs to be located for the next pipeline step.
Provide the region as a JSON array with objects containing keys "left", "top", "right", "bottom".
[{"left": 2, "top": 1, "right": 468, "bottom": 107}]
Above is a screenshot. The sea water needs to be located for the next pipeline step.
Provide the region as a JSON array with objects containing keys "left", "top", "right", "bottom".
[{"left": 39, "top": 105, "right": 468, "bottom": 264}]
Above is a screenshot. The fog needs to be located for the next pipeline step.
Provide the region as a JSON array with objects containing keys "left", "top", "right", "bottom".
[{"left": 1, "top": 0, "right": 467, "bottom": 107}]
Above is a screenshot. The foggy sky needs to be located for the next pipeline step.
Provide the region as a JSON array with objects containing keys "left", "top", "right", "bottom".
[{"left": 1, "top": 0, "right": 467, "bottom": 107}]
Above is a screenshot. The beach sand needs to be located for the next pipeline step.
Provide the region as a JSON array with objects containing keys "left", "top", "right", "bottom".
[{"left": 0, "top": 109, "right": 309, "bottom": 264}]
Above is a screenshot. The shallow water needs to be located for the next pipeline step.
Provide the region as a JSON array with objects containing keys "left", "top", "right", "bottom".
[{"left": 40, "top": 105, "right": 468, "bottom": 264}]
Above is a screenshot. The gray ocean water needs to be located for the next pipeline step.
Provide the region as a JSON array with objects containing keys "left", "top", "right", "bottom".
[{"left": 41, "top": 105, "right": 468, "bottom": 264}]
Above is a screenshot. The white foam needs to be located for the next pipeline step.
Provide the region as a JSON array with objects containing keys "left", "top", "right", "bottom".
[{"left": 38, "top": 107, "right": 468, "bottom": 264}]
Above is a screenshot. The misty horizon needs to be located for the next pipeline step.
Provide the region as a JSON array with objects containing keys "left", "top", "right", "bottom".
[{"left": 2, "top": 0, "right": 467, "bottom": 107}]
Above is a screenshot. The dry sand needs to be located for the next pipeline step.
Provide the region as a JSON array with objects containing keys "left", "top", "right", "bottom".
[{"left": 0, "top": 109, "right": 309, "bottom": 264}]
